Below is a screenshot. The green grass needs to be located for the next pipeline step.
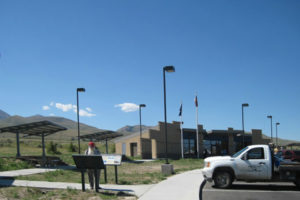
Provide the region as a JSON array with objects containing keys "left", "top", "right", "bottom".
[
  {"left": 16, "top": 159, "right": 203, "bottom": 185},
  {"left": 0, "top": 138, "right": 204, "bottom": 185},
  {"left": 0, "top": 157, "right": 34, "bottom": 171},
  {"left": 0, "top": 186, "right": 133, "bottom": 200}
]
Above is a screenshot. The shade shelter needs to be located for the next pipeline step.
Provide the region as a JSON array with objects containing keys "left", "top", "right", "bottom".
[
  {"left": 0, "top": 121, "right": 67, "bottom": 162},
  {"left": 79, "top": 131, "right": 123, "bottom": 153},
  {"left": 286, "top": 143, "right": 300, "bottom": 150}
]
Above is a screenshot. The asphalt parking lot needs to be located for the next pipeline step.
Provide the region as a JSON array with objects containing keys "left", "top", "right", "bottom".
[{"left": 202, "top": 181, "right": 300, "bottom": 200}]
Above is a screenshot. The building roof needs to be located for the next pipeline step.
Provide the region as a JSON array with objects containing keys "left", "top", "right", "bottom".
[
  {"left": 0, "top": 120, "right": 67, "bottom": 137},
  {"left": 79, "top": 131, "right": 123, "bottom": 142}
]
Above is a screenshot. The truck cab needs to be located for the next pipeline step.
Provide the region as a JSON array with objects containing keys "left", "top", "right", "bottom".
[{"left": 202, "top": 144, "right": 300, "bottom": 189}]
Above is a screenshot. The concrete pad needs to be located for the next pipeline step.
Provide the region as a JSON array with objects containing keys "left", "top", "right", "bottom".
[
  {"left": 0, "top": 179, "right": 154, "bottom": 198},
  {"left": 139, "top": 169, "right": 203, "bottom": 200},
  {"left": 161, "top": 164, "right": 174, "bottom": 175}
]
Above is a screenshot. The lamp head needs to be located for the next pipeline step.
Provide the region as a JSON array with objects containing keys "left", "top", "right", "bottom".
[
  {"left": 139, "top": 104, "right": 146, "bottom": 108},
  {"left": 242, "top": 103, "right": 249, "bottom": 107},
  {"left": 77, "top": 88, "right": 85, "bottom": 92},
  {"left": 267, "top": 115, "right": 272, "bottom": 119},
  {"left": 163, "top": 66, "right": 175, "bottom": 72},
  {"left": 276, "top": 122, "right": 280, "bottom": 125}
]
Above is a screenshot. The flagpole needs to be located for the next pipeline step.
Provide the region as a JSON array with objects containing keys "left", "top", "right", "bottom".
[
  {"left": 195, "top": 95, "right": 199, "bottom": 158},
  {"left": 180, "top": 104, "right": 184, "bottom": 159}
]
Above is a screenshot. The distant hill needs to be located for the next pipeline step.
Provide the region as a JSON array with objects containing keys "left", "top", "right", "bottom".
[
  {"left": 117, "top": 125, "right": 156, "bottom": 136},
  {"left": 0, "top": 114, "right": 104, "bottom": 140},
  {"left": 262, "top": 134, "right": 298, "bottom": 146},
  {"left": 0, "top": 109, "right": 10, "bottom": 120}
]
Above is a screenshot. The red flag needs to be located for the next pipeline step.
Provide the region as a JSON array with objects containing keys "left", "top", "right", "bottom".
[{"left": 195, "top": 96, "right": 198, "bottom": 107}]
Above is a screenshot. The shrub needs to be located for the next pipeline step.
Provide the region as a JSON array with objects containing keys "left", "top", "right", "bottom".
[
  {"left": 46, "top": 141, "right": 61, "bottom": 155},
  {"left": 67, "top": 142, "right": 77, "bottom": 152},
  {"left": 110, "top": 144, "right": 116, "bottom": 153}
]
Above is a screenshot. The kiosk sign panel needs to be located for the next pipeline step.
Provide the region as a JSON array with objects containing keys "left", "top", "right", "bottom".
[{"left": 102, "top": 154, "right": 122, "bottom": 166}]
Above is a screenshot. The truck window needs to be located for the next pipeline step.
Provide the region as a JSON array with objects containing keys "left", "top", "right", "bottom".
[
  {"left": 247, "top": 147, "right": 264, "bottom": 159},
  {"left": 232, "top": 147, "right": 248, "bottom": 158}
]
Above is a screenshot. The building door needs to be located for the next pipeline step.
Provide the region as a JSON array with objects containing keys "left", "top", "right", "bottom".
[
  {"left": 122, "top": 143, "right": 126, "bottom": 155},
  {"left": 130, "top": 143, "right": 137, "bottom": 157}
]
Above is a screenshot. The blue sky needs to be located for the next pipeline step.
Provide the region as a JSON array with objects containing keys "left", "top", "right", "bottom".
[{"left": 0, "top": 0, "right": 300, "bottom": 141}]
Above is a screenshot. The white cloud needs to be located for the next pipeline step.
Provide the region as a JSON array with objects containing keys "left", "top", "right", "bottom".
[
  {"left": 42, "top": 105, "right": 50, "bottom": 110},
  {"left": 115, "top": 103, "right": 139, "bottom": 112},
  {"left": 55, "top": 103, "right": 74, "bottom": 112},
  {"left": 79, "top": 109, "right": 96, "bottom": 117},
  {"left": 47, "top": 102, "right": 95, "bottom": 117},
  {"left": 49, "top": 113, "right": 55, "bottom": 116}
]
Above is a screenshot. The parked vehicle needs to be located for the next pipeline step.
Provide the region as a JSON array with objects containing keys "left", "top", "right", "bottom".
[
  {"left": 202, "top": 144, "right": 300, "bottom": 189},
  {"left": 277, "top": 150, "right": 300, "bottom": 162}
]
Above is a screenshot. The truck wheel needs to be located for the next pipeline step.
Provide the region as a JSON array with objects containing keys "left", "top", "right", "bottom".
[{"left": 213, "top": 171, "right": 232, "bottom": 189}]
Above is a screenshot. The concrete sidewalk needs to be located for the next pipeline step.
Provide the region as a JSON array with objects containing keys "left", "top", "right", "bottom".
[
  {"left": 0, "top": 166, "right": 75, "bottom": 178},
  {"left": 0, "top": 179, "right": 154, "bottom": 197},
  {"left": 139, "top": 169, "right": 203, "bottom": 200}
]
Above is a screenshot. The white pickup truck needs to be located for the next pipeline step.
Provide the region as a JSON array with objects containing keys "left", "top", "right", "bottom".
[{"left": 202, "top": 144, "right": 300, "bottom": 189}]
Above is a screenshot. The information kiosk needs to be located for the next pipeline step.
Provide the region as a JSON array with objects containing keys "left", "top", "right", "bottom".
[{"left": 72, "top": 155, "right": 105, "bottom": 192}]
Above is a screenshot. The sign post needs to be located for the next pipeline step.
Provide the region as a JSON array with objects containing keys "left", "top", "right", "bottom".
[{"left": 102, "top": 154, "right": 122, "bottom": 184}]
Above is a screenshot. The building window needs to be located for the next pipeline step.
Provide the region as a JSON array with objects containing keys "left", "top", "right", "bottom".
[
  {"left": 183, "top": 138, "right": 196, "bottom": 157},
  {"left": 203, "top": 139, "right": 228, "bottom": 156}
]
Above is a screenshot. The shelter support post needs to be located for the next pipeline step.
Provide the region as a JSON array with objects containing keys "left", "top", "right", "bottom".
[
  {"left": 16, "top": 131, "right": 21, "bottom": 157},
  {"left": 42, "top": 132, "right": 46, "bottom": 166},
  {"left": 104, "top": 138, "right": 108, "bottom": 183},
  {"left": 105, "top": 138, "right": 108, "bottom": 153}
]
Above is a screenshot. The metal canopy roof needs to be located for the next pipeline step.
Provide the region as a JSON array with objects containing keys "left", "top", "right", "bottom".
[
  {"left": 0, "top": 121, "right": 67, "bottom": 137},
  {"left": 286, "top": 143, "right": 300, "bottom": 147},
  {"left": 79, "top": 131, "right": 123, "bottom": 142}
]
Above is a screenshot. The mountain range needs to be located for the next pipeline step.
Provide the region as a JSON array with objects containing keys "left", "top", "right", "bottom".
[
  {"left": 0, "top": 109, "right": 153, "bottom": 141},
  {"left": 0, "top": 110, "right": 10, "bottom": 120},
  {"left": 0, "top": 109, "right": 298, "bottom": 145}
]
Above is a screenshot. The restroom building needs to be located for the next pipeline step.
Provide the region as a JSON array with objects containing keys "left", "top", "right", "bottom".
[{"left": 115, "top": 121, "right": 270, "bottom": 159}]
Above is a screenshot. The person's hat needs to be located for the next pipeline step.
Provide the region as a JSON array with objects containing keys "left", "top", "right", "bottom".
[{"left": 88, "top": 142, "right": 95, "bottom": 147}]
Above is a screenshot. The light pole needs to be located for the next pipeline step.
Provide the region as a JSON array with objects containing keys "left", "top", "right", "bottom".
[
  {"left": 242, "top": 103, "right": 249, "bottom": 148},
  {"left": 276, "top": 122, "right": 280, "bottom": 147},
  {"left": 139, "top": 104, "right": 146, "bottom": 157},
  {"left": 163, "top": 66, "right": 175, "bottom": 164},
  {"left": 77, "top": 88, "right": 85, "bottom": 154},
  {"left": 267, "top": 115, "right": 273, "bottom": 144}
]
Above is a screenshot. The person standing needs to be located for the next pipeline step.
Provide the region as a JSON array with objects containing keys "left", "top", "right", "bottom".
[{"left": 85, "top": 141, "right": 101, "bottom": 190}]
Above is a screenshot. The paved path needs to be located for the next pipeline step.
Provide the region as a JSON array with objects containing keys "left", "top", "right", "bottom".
[
  {"left": 0, "top": 166, "right": 75, "bottom": 178},
  {"left": 0, "top": 167, "right": 204, "bottom": 199},
  {"left": 0, "top": 179, "right": 153, "bottom": 197},
  {"left": 139, "top": 169, "right": 203, "bottom": 200}
]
